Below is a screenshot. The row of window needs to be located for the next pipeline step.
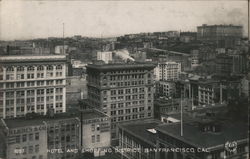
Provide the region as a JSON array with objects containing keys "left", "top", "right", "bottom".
[
  {"left": 111, "top": 107, "right": 147, "bottom": 115},
  {"left": 3, "top": 80, "right": 64, "bottom": 89},
  {"left": 110, "top": 112, "right": 152, "bottom": 124},
  {"left": 2, "top": 65, "right": 63, "bottom": 72},
  {"left": 15, "top": 132, "right": 40, "bottom": 143},
  {"left": 4, "top": 72, "right": 63, "bottom": 80}
]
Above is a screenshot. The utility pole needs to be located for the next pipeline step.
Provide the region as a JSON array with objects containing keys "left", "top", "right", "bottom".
[
  {"left": 180, "top": 93, "right": 183, "bottom": 137},
  {"left": 63, "top": 23, "right": 65, "bottom": 54}
]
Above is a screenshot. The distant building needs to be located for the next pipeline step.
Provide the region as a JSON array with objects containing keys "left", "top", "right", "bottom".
[
  {"left": 86, "top": 63, "right": 155, "bottom": 142},
  {"left": 155, "top": 81, "right": 175, "bottom": 98},
  {"left": 97, "top": 51, "right": 113, "bottom": 64},
  {"left": 55, "top": 45, "right": 68, "bottom": 54},
  {"left": 190, "top": 50, "right": 200, "bottom": 68},
  {"left": 156, "top": 120, "right": 248, "bottom": 159},
  {"left": 198, "top": 80, "right": 221, "bottom": 106},
  {"left": 0, "top": 55, "right": 67, "bottom": 119},
  {"left": 66, "top": 75, "right": 87, "bottom": 109},
  {"left": 241, "top": 75, "right": 250, "bottom": 98},
  {"left": 180, "top": 32, "right": 197, "bottom": 43},
  {"left": 118, "top": 119, "right": 162, "bottom": 159},
  {"left": 154, "top": 97, "right": 191, "bottom": 120},
  {"left": 197, "top": 24, "right": 243, "bottom": 48},
  {"left": 215, "top": 54, "right": 233, "bottom": 76},
  {"left": 154, "top": 62, "right": 181, "bottom": 81}
]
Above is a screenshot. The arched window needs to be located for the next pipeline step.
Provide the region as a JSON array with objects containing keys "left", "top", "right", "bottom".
[
  {"left": 27, "top": 66, "right": 35, "bottom": 71},
  {"left": 56, "top": 65, "right": 62, "bottom": 70},
  {"left": 17, "top": 66, "right": 24, "bottom": 72},
  {"left": 6, "top": 67, "right": 14, "bottom": 72},
  {"left": 47, "top": 65, "right": 53, "bottom": 71},
  {"left": 37, "top": 66, "right": 44, "bottom": 71}
]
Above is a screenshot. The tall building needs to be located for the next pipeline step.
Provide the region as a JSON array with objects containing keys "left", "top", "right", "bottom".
[
  {"left": 96, "top": 51, "right": 113, "bottom": 64},
  {"left": 215, "top": 54, "right": 233, "bottom": 76},
  {"left": 86, "top": 63, "right": 155, "bottom": 141},
  {"left": 197, "top": 24, "right": 243, "bottom": 48},
  {"left": 0, "top": 55, "right": 67, "bottom": 119},
  {"left": 154, "top": 62, "right": 181, "bottom": 81}
]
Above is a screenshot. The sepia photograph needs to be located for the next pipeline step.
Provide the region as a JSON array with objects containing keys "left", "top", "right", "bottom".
[{"left": 0, "top": 0, "right": 249, "bottom": 159}]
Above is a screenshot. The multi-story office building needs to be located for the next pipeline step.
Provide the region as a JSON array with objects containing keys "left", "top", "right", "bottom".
[
  {"left": 155, "top": 81, "right": 175, "bottom": 98},
  {"left": 154, "top": 62, "right": 181, "bottom": 81},
  {"left": 81, "top": 109, "right": 111, "bottom": 157},
  {"left": 0, "top": 117, "right": 48, "bottom": 159},
  {"left": 44, "top": 113, "right": 80, "bottom": 159},
  {"left": 0, "top": 55, "right": 67, "bottom": 119},
  {"left": 0, "top": 110, "right": 111, "bottom": 159},
  {"left": 197, "top": 24, "right": 243, "bottom": 48},
  {"left": 198, "top": 80, "right": 221, "bottom": 106},
  {"left": 86, "top": 63, "right": 155, "bottom": 140}
]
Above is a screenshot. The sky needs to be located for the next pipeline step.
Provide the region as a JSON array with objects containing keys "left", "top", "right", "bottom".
[{"left": 0, "top": 0, "right": 249, "bottom": 41}]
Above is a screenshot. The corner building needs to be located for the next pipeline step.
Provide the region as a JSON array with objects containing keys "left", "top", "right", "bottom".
[
  {"left": 86, "top": 63, "right": 155, "bottom": 140},
  {"left": 0, "top": 55, "right": 67, "bottom": 119}
]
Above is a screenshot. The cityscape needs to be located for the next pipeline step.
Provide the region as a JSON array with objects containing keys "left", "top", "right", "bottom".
[{"left": 0, "top": 1, "right": 249, "bottom": 159}]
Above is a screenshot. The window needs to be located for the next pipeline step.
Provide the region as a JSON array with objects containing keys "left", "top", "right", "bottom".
[
  {"left": 56, "top": 65, "right": 62, "bottom": 70},
  {"left": 29, "top": 133, "right": 33, "bottom": 141},
  {"left": 27, "top": 66, "right": 35, "bottom": 71},
  {"left": 35, "top": 133, "right": 39, "bottom": 140},
  {"left": 28, "top": 146, "right": 33, "bottom": 154},
  {"left": 22, "top": 134, "right": 27, "bottom": 142},
  {"left": 96, "top": 135, "right": 100, "bottom": 142},
  {"left": 6, "top": 67, "right": 14, "bottom": 72},
  {"left": 47, "top": 65, "right": 53, "bottom": 71},
  {"left": 37, "top": 66, "right": 44, "bottom": 71},
  {"left": 91, "top": 135, "right": 95, "bottom": 143},
  {"left": 16, "top": 135, "right": 20, "bottom": 143},
  {"left": 35, "top": 145, "right": 39, "bottom": 153},
  {"left": 91, "top": 124, "right": 95, "bottom": 131},
  {"left": 66, "top": 135, "right": 70, "bottom": 142}
]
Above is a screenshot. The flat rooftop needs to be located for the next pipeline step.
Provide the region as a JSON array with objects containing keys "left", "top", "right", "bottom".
[
  {"left": 0, "top": 55, "right": 66, "bottom": 63},
  {"left": 119, "top": 119, "right": 162, "bottom": 146},
  {"left": 87, "top": 62, "right": 156, "bottom": 71},
  {"left": 156, "top": 120, "right": 248, "bottom": 149},
  {"left": 3, "top": 110, "right": 107, "bottom": 129}
]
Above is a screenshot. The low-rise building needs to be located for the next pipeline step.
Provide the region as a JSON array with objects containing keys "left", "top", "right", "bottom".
[
  {"left": 0, "top": 110, "right": 111, "bottom": 159},
  {"left": 156, "top": 120, "right": 248, "bottom": 159},
  {"left": 0, "top": 117, "right": 48, "bottom": 159},
  {"left": 118, "top": 119, "right": 162, "bottom": 159}
]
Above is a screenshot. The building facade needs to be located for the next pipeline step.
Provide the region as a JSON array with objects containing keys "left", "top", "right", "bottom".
[
  {"left": 118, "top": 120, "right": 161, "bottom": 159},
  {"left": 198, "top": 80, "right": 221, "bottom": 106},
  {"left": 155, "top": 81, "right": 175, "bottom": 98},
  {"left": 154, "top": 62, "right": 181, "bottom": 81},
  {"left": 86, "top": 63, "right": 155, "bottom": 140},
  {"left": 0, "top": 55, "right": 67, "bottom": 119},
  {"left": 197, "top": 24, "right": 243, "bottom": 48},
  {"left": 97, "top": 51, "right": 113, "bottom": 64},
  {"left": 156, "top": 120, "right": 249, "bottom": 159},
  {"left": 0, "top": 118, "right": 48, "bottom": 159}
]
